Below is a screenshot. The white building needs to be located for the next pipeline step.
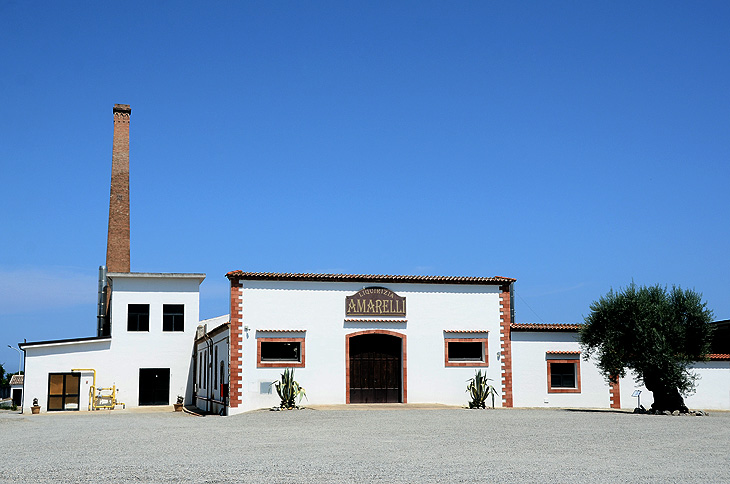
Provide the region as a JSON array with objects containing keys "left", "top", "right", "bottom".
[
  {"left": 220, "top": 271, "right": 513, "bottom": 415},
  {"left": 20, "top": 272, "right": 204, "bottom": 413},
  {"left": 193, "top": 315, "right": 230, "bottom": 415},
  {"left": 186, "top": 272, "right": 729, "bottom": 415},
  {"left": 9, "top": 374, "right": 24, "bottom": 407}
]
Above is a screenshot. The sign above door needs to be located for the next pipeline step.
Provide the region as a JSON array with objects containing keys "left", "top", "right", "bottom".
[{"left": 346, "top": 287, "right": 406, "bottom": 317}]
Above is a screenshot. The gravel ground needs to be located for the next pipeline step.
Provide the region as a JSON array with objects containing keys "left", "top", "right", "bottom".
[{"left": 0, "top": 407, "right": 728, "bottom": 483}]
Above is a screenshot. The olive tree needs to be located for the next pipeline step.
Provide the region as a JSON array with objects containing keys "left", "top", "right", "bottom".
[{"left": 580, "top": 283, "right": 713, "bottom": 413}]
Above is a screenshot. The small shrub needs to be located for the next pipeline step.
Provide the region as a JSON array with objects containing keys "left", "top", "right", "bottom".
[
  {"left": 272, "top": 368, "right": 307, "bottom": 409},
  {"left": 466, "top": 369, "right": 499, "bottom": 409}
]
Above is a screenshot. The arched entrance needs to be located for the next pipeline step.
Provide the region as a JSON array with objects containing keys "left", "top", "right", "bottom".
[{"left": 346, "top": 331, "right": 406, "bottom": 404}]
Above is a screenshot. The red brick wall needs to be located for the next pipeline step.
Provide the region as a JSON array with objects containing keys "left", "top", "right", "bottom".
[
  {"left": 609, "top": 376, "right": 621, "bottom": 409},
  {"left": 499, "top": 284, "right": 513, "bottom": 407},
  {"left": 229, "top": 280, "right": 243, "bottom": 408},
  {"left": 106, "top": 104, "right": 131, "bottom": 273}
]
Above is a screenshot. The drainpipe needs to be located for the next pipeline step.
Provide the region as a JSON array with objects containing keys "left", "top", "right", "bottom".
[
  {"left": 203, "top": 333, "right": 213, "bottom": 414},
  {"left": 509, "top": 282, "right": 515, "bottom": 324}
]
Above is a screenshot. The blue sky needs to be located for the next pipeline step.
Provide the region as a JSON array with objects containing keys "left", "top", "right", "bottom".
[{"left": 2, "top": 2, "right": 729, "bottom": 372}]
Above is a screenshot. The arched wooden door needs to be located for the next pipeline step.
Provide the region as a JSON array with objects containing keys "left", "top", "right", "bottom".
[{"left": 348, "top": 333, "right": 403, "bottom": 403}]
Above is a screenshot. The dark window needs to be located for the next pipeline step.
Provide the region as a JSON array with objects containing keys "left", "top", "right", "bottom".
[
  {"left": 163, "top": 304, "right": 184, "bottom": 332},
  {"left": 261, "top": 341, "right": 300, "bottom": 362},
  {"left": 444, "top": 338, "right": 488, "bottom": 367},
  {"left": 550, "top": 362, "right": 576, "bottom": 388},
  {"left": 48, "top": 373, "right": 81, "bottom": 411},
  {"left": 128, "top": 304, "right": 149, "bottom": 332},
  {"left": 447, "top": 342, "right": 483, "bottom": 361}
]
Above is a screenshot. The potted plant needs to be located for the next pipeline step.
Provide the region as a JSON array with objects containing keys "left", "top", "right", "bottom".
[
  {"left": 173, "top": 395, "right": 184, "bottom": 412},
  {"left": 31, "top": 397, "right": 41, "bottom": 414},
  {"left": 271, "top": 368, "right": 307, "bottom": 409},
  {"left": 466, "top": 370, "right": 499, "bottom": 409}
]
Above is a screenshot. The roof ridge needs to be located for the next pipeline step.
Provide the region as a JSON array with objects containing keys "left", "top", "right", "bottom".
[{"left": 226, "top": 271, "right": 515, "bottom": 284}]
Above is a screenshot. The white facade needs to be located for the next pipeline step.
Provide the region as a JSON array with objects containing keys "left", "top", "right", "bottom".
[
  {"left": 20, "top": 272, "right": 204, "bottom": 413},
  {"left": 194, "top": 315, "right": 230, "bottom": 415},
  {"left": 226, "top": 274, "right": 512, "bottom": 415},
  {"left": 511, "top": 329, "right": 612, "bottom": 408}
]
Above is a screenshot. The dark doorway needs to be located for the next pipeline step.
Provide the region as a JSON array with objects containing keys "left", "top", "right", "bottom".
[
  {"left": 139, "top": 368, "right": 170, "bottom": 406},
  {"left": 349, "top": 333, "right": 402, "bottom": 403},
  {"left": 48, "top": 373, "right": 80, "bottom": 411},
  {"left": 12, "top": 388, "right": 22, "bottom": 407}
]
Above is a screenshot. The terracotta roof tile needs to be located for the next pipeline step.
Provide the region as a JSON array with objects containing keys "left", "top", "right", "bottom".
[
  {"left": 443, "top": 329, "right": 489, "bottom": 333},
  {"left": 9, "top": 374, "right": 23, "bottom": 386},
  {"left": 256, "top": 329, "right": 306, "bottom": 333},
  {"left": 226, "top": 271, "right": 515, "bottom": 285},
  {"left": 707, "top": 354, "right": 730, "bottom": 360},
  {"left": 511, "top": 323, "right": 583, "bottom": 331},
  {"left": 546, "top": 350, "right": 581, "bottom": 355},
  {"left": 344, "top": 319, "right": 407, "bottom": 323}
]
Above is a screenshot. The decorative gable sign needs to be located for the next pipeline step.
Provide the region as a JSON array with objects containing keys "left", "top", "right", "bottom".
[{"left": 346, "top": 287, "right": 406, "bottom": 317}]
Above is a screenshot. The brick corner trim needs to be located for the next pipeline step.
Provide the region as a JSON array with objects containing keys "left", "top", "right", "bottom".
[
  {"left": 228, "top": 280, "right": 243, "bottom": 408},
  {"left": 609, "top": 376, "right": 621, "bottom": 409},
  {"left": 499, "top": 284, "right": 513, "bottom": 407}
]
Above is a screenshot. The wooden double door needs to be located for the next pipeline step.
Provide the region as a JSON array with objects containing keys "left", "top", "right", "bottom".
[{"left": 349, "top": 333, "right": 402, "bottom": 403}]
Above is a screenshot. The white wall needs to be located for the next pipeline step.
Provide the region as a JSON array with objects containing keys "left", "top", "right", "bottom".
[
  {"left": 21, "top": 273, "right": 203, "bottom": 413},
  {"left": 194, "top": 326, "right": 229, "bottom": 415},
  {"left": 230, "top": 280, "right": 503, "bottom": 413},
  {"left": 619, "top": 361, "right": 730, "bottom": 411},
  {"left": 511, "top": 331, "right": 611, "bottom": 408},
  {"left": 685, "top": 360, "right": 730, "bottom": 410}
]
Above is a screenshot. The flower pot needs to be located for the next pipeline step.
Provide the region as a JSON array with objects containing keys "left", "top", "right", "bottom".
[
  {"left": 31, "top": 405, "right": 41, "bottom": 414},
  {"left": 173, "top": 403, "right": 183, "bottom": 412}
]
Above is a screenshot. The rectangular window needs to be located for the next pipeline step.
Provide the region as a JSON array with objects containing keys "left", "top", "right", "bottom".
[
  {"left": 197, "top": 352, "right": 202, "bottom": 389},
  {"left": 444, "top": 338, "right": 488, "bottom": 367},
  {"left": 128, "top": 304, "right": 149, "bottom": 332},
  {"left": 48, "top": 373, "right": 81, "bottom": 411},
  {"left": 257, "top": 338, "right": 305, "bottom": 368},
  {"left": 547, "top": 354, "right": 581, "bottom": 393},
  {"left": 163, "top": 304, "right": 184, "bottom": 332}
]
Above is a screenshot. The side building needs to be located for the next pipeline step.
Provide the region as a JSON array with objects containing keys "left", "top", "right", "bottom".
[{"left": 20, "top": 272, "right": 204, "bottom": 413}]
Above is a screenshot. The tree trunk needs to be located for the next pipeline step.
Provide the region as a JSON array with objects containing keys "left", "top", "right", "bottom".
[{"left": 644, "top": 376, "right": 689, "bottom": 413}]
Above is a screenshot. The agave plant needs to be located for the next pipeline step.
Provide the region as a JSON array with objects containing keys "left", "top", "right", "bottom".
[
  {"left": 466, "top": 369, "right": 499, "bottom": 409},
  {"left": 272, "top": 368, "right": 307, "bottom": 409}
]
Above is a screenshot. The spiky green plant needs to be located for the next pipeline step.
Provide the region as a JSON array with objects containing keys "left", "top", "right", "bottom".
[
  {"left": 272, "top": 368, "right": 307, "bottom": 409},
  {"left": 466, "top": 370, "right": 499, "bottom": 409}
]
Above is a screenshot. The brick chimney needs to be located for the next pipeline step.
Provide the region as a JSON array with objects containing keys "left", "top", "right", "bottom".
[{"left": 105, "top": 103, "right": 131, "bottom": 272}]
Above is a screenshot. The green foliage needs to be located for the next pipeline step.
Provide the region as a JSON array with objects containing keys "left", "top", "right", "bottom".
[
  {"left": 466, "top": 370, "right": 499, "bottom": 409},
  {"left": 272, "top": 368, "right": 307, "bottom": 409},
  {"left": 580, "top": 283, "right": 713, "bottom": 409}
]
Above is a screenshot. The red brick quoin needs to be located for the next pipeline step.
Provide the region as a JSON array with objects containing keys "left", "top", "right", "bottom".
[
  {"left": 228, "top": 280, "right": 243, "bottom": 408},
  {"left": 499, "top": 284, "right": 513, "bottom": 407}
]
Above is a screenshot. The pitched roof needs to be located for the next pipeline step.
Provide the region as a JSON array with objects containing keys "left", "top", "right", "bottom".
[
  {"left": 9, "top": 374, "right": 23, "bottom": 386},
  {"left": 511, "top": 323, "right": 583, "bottom": 331},
  {"left": 226, "top": 271, "right": 515, "bottom": 285}
]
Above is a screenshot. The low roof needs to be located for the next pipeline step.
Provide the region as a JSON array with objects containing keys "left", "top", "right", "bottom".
[
  {"left": 511, "top": 323, "right": 583, "bottom": 331},
  {"left": 226, "top": 271, "right": 515, "bottom": 285},
  {"left": 9, "top": 374, "right": 23, "bottom": 386},
  {"left": 108, "top": 272, "right": 206, "bottom": 282},
  {"left": 19, "top": 335, "right": 111, "bottom": 349}
]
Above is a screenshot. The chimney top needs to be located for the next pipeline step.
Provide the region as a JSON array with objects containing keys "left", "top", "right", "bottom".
[{"left": 113, "top": 104, "right": 131, "bottom": 114}]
